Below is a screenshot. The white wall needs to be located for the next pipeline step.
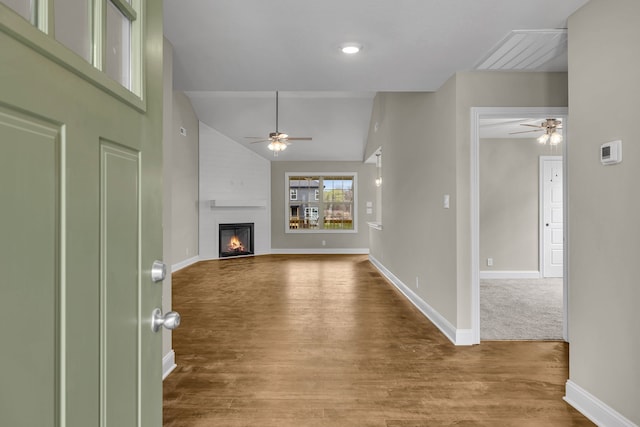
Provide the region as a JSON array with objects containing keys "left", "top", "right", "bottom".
[
  {"left": 170, "top": 92, "right": 199, "bottom": 265},
  {"left": 162, "top": 39, "right": 200, "bottom": 375},
  {"left": 566, "top": 1, "right": 640, "bottom": 425},
  {"left": 199, "top": 122, "right": 271, "bottom": 259}
]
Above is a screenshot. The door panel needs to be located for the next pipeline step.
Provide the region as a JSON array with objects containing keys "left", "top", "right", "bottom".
[
  {"left": 0, "top": 2, "right": 164, "bottom": 425},
  {"left": 0, "top": 108, "right": 60, "bottom": 427},
  {"left": 100, "top": 143, "right": 140, "bottom": 426},
  {"left": 542, "top": 158, "right": 563, "bottom": 277}
]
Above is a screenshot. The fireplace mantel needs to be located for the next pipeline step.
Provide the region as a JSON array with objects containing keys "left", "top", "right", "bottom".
[{"left": 210, "top": 199, "right": 267, "bottom": 208}]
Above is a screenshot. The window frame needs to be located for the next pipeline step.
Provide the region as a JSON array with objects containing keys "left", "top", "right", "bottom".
[
  {"left": 0, "top": 0, "right": 145, "bottom": 111},
  {"left": 285, "top": 172, "right": 358, "bottom": 234}
]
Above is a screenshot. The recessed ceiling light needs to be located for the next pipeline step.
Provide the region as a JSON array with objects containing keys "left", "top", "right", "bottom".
[{"left": 341, "top": 43, "right": 361, "bottom": 54}]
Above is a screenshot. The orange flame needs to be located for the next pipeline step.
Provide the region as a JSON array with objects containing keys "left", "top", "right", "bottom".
[{"left": 227, "top": 236, "right": 245, "bottom": 252}]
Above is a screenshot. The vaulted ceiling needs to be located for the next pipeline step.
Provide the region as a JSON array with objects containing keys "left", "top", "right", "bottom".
[{"left": 163, "top": 0, "right": 587, "bottom": 161}]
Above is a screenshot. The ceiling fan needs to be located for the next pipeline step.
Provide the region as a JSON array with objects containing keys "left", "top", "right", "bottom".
[
  {"left": 509, "top": 118, "right": 563, "bottom": 145},
  {"left": 245, "top": 91, "right": 312, "bottom": 156}
]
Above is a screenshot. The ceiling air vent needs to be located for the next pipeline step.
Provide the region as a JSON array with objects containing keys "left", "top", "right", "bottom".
[{"left": 475, "top": 29, "right": 568, "bottom": 71}]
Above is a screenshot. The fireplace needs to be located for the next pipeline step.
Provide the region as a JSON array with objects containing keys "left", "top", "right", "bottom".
[{"left": 219, "top": 223, "right": 254, "bottom": 258}]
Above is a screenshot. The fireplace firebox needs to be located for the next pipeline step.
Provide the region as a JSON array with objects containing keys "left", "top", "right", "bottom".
[{"left": 219, "top": 223, "right": 254, "bottom": 258}]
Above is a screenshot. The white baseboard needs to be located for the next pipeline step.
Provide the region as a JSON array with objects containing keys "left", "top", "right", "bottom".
[
  {"left": 564, "top": 380, "right": 637, "bottom": 427},
  {"left": 455, "top": 329, "right": 475, "bottom": 346},
  {"left": 171, "top": 255, "right": 200, "bottom": 272},
  {"left": 479, "top": 270, "right": 541, "bottom": 279},
  {"left": 369, "top": 255, "right": 471, "bottom": 346},
  {"left": 270, "top": 248, "right": 370, "bottom": 255},
  {"left": 162, "top": 349, "right": 177, "bottom": 380}
]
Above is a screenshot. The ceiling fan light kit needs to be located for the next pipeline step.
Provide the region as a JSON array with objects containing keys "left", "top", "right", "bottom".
[
  {"left": 537, "top": 130, "right": 563, "bottom": 145},
  {"left": 537, "top": 133, "right": 550, "bottom": 144},
  {"left": 267, "top": 140, "right": 287, "bottom": 155},
  {"left": 549, "top": 131, "right": 563, "bottom": 145},
  {"left": 510, "top": 118, "right": 563, "bottom": 145}
]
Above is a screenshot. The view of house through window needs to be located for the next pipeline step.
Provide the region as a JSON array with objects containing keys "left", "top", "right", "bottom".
[{"left": 287, "top": 174, "right": 356, "bottom": 231}]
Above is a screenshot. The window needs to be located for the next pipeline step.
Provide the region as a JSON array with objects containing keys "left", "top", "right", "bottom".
[
  {"left": 105, "top": 0, "right": 132, "bottom": 89},
  {"left": 1, "top": 0, "right": 143, "bottom": 100},
  {"left": 286, "top": 173, "right": 357, "bottom": 232},
  {"left": 54, "top": 0, "right": 91, "bottom": 62},
  {"left": 2, "top": 0, "right": 33, "bottom": 22}
]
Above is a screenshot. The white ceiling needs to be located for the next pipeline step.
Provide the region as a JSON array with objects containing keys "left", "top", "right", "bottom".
[{"left": 163, "top": 0, "right": 587, "bottom": 161}]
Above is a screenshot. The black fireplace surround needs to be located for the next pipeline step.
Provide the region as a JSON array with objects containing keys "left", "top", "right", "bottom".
[{"left": 219, "top": 223, "right": 254, "bottom": 258}]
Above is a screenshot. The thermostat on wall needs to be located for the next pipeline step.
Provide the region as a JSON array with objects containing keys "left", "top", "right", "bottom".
[{"left": 600, "top": 140, "right": 622, "bottom": 165}]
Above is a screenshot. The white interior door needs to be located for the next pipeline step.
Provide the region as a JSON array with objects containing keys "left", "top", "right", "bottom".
[{"left": 542, "top": 157, "right": 563, "bottom": 277}]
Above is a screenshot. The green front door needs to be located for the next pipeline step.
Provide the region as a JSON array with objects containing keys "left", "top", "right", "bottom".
[{"left": 0, "top": 2, "right": 164, "bottom": 426}]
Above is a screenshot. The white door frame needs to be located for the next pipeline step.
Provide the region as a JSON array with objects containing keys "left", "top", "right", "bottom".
[
  {"left": 470, "top": 107, "right": 569, "bottom": 344},
  {"left": 540, "top": 156, "right": 563, "bottom": 278}
]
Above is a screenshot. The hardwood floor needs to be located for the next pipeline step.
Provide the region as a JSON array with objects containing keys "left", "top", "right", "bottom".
[{"left": 163, "top": 255, "right": 593, "bottom": 426}]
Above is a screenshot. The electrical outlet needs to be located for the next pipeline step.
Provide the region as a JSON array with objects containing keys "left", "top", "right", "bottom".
[
  {"left": 487, "top": 258, "right": 493, "bottom": 267},
  {"left": 322, "top": 240, "right": 326, "bottom": 246},
  {"left": 416, "top": 276, "right": 419, "bottom": 289}
]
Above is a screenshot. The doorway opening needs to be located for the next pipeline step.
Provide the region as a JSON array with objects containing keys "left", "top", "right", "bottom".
[{"left": 471, "top": 107, "right": 569, "bottom": 343}]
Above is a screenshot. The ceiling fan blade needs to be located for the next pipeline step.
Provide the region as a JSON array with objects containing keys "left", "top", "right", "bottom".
[
  {"left": 245, "top": 136, "right": 267, "bottom": 139},
  {"left": 509, "top": 129, "right": 543, "bottom": 135},
  {"left": 249, "top": 139, "right": 270, "bottom": 144},
  {"left": 520, "top": 124, "right": 543, "bottom": 128},
  {"left": 286, "top": 137, "right": 313, "bottom": 141}
]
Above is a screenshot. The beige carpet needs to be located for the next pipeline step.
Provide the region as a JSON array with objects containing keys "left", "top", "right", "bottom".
[{"left": 480, "top": 278, "right": 563, "bottom": 340}]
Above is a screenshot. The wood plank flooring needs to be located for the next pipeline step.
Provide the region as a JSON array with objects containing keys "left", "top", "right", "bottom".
[{"left": 163, "top": 254, "right": 593, "bottom": 426}]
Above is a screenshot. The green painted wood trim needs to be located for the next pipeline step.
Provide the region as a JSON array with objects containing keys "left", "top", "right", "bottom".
[
  {"left": 130, "top": 0, "right": 143, "bottom": 98},
  {"left": 0, "top": 105, "right": 64, "bottom": 427},
  {"left": 110, "top": 0, "right": 137, "bottom": 21},
  {"left": 35, "top": 0, "right": 54, "bottom": 35},
  {"left": 58, "top": 123, "right": 67, "bottom": 427},
  {"left": 98, "top": 140, "right": 142, "bottom": 427},
  {"left": 0, "top": 3, "right": 145, "bottom": 112},
  {"left": 92, "top": 0, "right": 105, "bottom": 75}
]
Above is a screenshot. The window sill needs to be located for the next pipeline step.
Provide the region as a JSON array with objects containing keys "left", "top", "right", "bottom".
[
  {"left": 210, "top": 200, "right": 267, "bottom": 208},
  {"left": 285, "top": 229, "right": 358, "bottom": 234}
]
